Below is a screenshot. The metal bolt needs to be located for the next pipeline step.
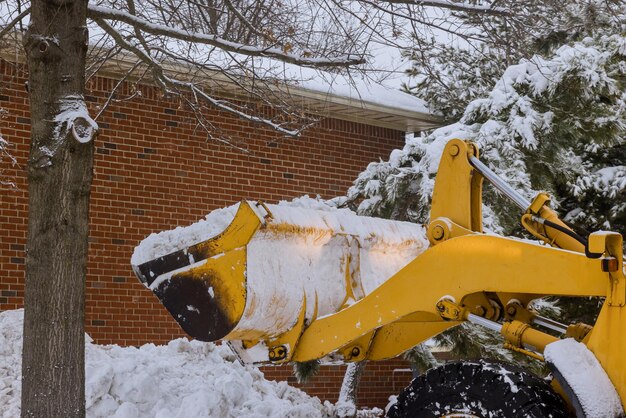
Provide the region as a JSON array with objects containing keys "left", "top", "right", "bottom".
[
  {"left": 449, "top": 144, "right": 460, "bottom": 156},
  {"left": 474, "top": 305, "right": 486, "bottom": 316},
  {"left": 432, "top": 225, "right": 445, "bottom": 240},
  {"left": 269, "top": 345, "right": 288, "bottom": 361},
  {"left": 506, "top": 305, "right": 517, "bottom": 316},
  {"left": 351, "top": 347, "right": 360, "bottom": 357}
]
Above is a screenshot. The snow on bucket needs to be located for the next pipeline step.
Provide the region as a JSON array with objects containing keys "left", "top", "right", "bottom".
[{"left": 132, "top": 200, "right": 428, "bottom": 357}]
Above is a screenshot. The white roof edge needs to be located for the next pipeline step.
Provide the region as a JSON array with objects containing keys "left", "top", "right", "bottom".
[
  {"left": 0, "top": 35, "right": 444, "bottom": 132},
  {"left": 286, "top": 84, "right": 443, "bottom": 131}
]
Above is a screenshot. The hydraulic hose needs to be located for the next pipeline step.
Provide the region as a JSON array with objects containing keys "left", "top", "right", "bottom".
[
  {"left": 531, "top": 215, "right": 603, "bottom": 259},
  {"left": 469, "top": 154, "right": 602, "bottom": 258}
]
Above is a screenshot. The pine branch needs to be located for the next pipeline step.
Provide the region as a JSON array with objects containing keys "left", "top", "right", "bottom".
[{"left": 293, "top": 360, "right": 320, "bottom": 384}]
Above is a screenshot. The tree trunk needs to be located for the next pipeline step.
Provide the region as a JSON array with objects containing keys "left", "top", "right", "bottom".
[
  {"left": 335, "top": 361, "right": 366, "bottom": 418},
  {"left": 21, "top": 1, "right": 95, "bottom": 417}
]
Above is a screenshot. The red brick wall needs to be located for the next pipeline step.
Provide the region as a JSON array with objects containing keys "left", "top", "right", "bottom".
[
  {"left": 0, "top": 59, "right": 414, "bottom": 408},
  {"left": 261, "top": 360, "right": 415, "bottom": 409}
]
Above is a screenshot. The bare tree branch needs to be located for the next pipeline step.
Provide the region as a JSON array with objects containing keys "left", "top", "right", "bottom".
[
  {"left": 95, "top": 60, "right": 144, "bottom": 120},
  {"left": 168, "top": 77, "right": 313, "bottom": 137},
  {"left": 87, "top": 5, "right": 366, "bottom": 67},
  {"left": 221, "top": 0, "right": 268, "bottom": 41},
  {"left": 381, "top": 0, "right": 510, "bottom": 16},
  {"left": 351, "top": 0, "right": 487, "bottom": 43},
  {"left": 94, "top": 16, "right": 306, "bottom": 139},
  {"left": 0, "top": 7, "right": 31, "bottom": 39}
]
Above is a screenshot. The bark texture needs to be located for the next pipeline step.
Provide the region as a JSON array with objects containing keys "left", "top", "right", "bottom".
[{"left": 21, "top": 0, "right": 93, "bottom": 417}]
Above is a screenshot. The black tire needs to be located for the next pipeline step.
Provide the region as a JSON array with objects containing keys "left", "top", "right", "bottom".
[{"left": 387, "top": 360, "right": 570, "bottom": 418}]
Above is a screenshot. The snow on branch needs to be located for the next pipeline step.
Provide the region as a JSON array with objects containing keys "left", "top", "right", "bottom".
[
  {"left": 87, "top": 5, "right": 366, "bottom": 68},
  {"left": 166, "top": 76, "right": 311, "bottom": 137},
  {"left": 54, "top": 96, "right": 99, "bottom": 144},
  {"left": 381, "top": 0, "right": 510, "bottom": 16},
  {"left": 95, "top": 17, "right": 308, "bottom": 142},
  {"left": 0, "top": 133, "right": 18, "bottom": 189}
]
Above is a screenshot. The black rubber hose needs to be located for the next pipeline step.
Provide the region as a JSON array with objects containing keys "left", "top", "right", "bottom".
[{"left": 540, "top": 217, "right": 603, "bottom": 259}]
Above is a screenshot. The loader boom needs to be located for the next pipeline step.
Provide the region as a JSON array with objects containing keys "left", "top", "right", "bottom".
[{"left": 133, "top": 139, "right": 626, "bottom": 415}]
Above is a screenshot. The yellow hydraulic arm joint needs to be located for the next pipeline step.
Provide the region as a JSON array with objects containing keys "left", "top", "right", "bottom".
[
  {"left": 428, "top": 139, "right": 483, "bottom": 245},
  {"left": 521, "top": 193, "right": 586, "bottom": 253},
  {"left": 501, "top": 321, "right": 558, "bottom": 360},
  {"left": 589, "top": 231, "right": 624, "bottom": 307},
  {"left": 437, "top": 298, "right": 558, "bottom": 361}
]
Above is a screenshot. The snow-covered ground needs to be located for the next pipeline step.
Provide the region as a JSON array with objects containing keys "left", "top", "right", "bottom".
[{"left": 0, "top": 309, "right": 382, "bottom": 418}]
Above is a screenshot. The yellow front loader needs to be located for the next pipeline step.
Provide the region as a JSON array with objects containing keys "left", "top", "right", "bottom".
[{"left": 132, "top": 139, "right": 625, "bottom": 417}]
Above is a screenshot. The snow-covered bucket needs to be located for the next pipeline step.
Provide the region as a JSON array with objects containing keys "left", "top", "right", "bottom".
[{"left": 132, "top": 200, "right": 427, "bottom": 355}]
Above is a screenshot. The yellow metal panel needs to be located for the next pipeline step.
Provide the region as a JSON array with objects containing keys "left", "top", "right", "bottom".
[
  {"left": 587, "top": 304, "right": 626, "bottom": 410},
  {"left": 367, "top": 321, "right": 456, "bottom": 361},
  {"left": 293, "top": 234, "right": 607, "bottom": 361},
  {"left": 191, "top": 201, "right": 265, "bottom": 257},
  {"left": 429, "top": 139, "right": 482, "bottom": 235}
]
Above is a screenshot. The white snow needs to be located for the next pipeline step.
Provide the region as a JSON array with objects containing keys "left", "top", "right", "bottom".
[
  {"left": 131, "top": 204, "right": 239, "bottom": 266},
  {"left": 335, "top": 362, "right": 360, "bottom": 417},
  {"left": 0, "top": 309, "right": 360, "bottom": 418},
  {"left": 54, "top": 95, "right": 99, "bottom": 144},
  {"left": 0, "top": 311, "right": 20, "bottom": 418},
  {"left": 287, "top": 65, "right": 431, "bottom": 114},
  {"left": 544, "top": 338, "right": 624, "bottom": 418}
]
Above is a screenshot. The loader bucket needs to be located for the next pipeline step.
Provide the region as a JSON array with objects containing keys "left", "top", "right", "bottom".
[
  {"left": 132, "top": 200, "right": 427, "bottom": 346},
  {"left": 132, "top": 202, "right": 263, "bottom": 341}
]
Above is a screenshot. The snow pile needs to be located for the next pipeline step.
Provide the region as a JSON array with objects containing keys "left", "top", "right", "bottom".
[
  {"left": 544, "top": 338, "right": 624, "bottom": 418},
  {"left": 0, "top": 310, "right": 21, "bottom": 418},
  {"left": 0, "top": 309, "right": 339, "bottom": 418}
]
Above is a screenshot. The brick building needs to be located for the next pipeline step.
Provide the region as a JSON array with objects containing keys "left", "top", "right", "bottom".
[{"left": 0, "top": 55, "right": 442, "bottom": 409}]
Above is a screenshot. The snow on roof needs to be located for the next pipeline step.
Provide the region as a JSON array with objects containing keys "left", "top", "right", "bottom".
[
  {"left": 275, "top": 39, "right": 442, "bottom": 131},
  {"left": 283, "top": 66, "right": 442, "bottom": 131},
  {"left": 1, "top": 3, "right": 442, "bottom": 132},
  {"left": 285, "top": 64, "right": 430, "bottom": 114}
]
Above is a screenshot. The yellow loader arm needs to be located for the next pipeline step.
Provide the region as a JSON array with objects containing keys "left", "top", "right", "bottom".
[{"left": 132, "top": 139, "right": 626, "bottom": 415}]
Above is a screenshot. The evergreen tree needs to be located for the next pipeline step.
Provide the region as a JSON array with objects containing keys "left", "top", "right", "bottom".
[
  {"left": 342, "top": 30, "right": 626, "bottom": 370},
  {"left": 403, "top": 0, "right": 625, "bottom": 121}
]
